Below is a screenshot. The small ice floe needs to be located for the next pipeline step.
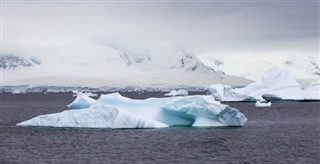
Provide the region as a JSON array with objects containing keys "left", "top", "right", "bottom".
[
  {"left": 255, "top": 100, "right": 272, "bottom": 107},
  {"left": 164, "top": 89, "right": 188, "bottom": 96}
]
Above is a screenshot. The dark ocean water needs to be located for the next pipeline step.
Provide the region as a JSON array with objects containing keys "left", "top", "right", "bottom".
[{"left": 0, "top": 93, "right": 319, "bottom": 164}]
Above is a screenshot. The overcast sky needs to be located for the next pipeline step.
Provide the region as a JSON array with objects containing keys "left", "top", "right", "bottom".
[{"left": 1, "top": 0, "right": 319, "bottom": 64}]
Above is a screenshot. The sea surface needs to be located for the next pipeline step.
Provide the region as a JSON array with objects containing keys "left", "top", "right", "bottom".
[{"left": 0, "top": 93, "right": 319, "bottom": 164}]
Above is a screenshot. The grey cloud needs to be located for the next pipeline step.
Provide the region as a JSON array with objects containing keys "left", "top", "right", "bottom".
[{"left": 2, "top": 1, "right": 319, "bottom": 57}]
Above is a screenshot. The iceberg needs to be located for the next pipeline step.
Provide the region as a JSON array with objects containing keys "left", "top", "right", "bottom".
[
  {"left": 208, "top": 69, "right": 320, "bottom": 101},
  {"left": 17, "top": 93, "right": 247, "bottom": 128},
  {"left": 303, "top": 80, "right": 320, "bottom": 100},
  {"left": 207, "top": 84, "right": 254, "bottom": 101},
  {"left": 255, "top": 100, "right": 272, "bottom": 107},
  {"left": 234, "top": 68, "right": 304, "bottom": 100},
  {"left": 164, "top": 89, "right": 188, "bottom": 96},
  {"left": 261, "top": 94, "right": 282, "bottom": 101},
  {"left": 67, "top": 92, "right": 96, "bottom": 109}
]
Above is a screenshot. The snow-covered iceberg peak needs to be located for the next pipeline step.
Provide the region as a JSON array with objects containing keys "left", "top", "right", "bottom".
[
  {"left": 17, "top": 93, "right": 247, "bottom": 128},
  {"left": 303, "top": 80, "right": 320, "bottom": 100},
  {"left": 67, "top": 92, "right": 96, "bottom": 109},
  {"left": 260, "top": 68, "right": 301, "bottom": 89},
  {"left": 235, "top": 68, "right": 304, "bottom": 100}
]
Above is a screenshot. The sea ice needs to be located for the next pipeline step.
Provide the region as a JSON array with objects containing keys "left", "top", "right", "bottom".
[
  {"left": 164, "top": 89, "right": 188, "bottom": 96},
  {"left": 255, "top": 100, "right": 272, "bottom": 107},
  {"left": 17, "top": 93, "right": 247, "bottom": 128}
]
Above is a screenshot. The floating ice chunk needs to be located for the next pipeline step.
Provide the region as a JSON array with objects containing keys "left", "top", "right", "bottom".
[
  {"left": 164, "top": 89, "right": 188, "bottom": 96},
  {"left": 255, "top": 101, "right": 272, "bottom": 107},
  {"left": 303, "top": 80, "right": 320, "bottom": 100},
  {"left": 67, "top": 92, "right": 96, "bottom": 109},
  {"left": 17, "top": 93, "right": 247, "bottom": 128},
  {"left": 207, "top": 83, "right": 254, "bottom": 101}
]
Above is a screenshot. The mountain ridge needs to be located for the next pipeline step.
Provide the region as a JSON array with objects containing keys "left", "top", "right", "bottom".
[{"left": 1, "top": 45, "right": 252, "bottom": 87}]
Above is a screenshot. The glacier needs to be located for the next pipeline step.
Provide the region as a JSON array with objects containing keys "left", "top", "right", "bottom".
[
  {"left": 199, "top": 55, "right": 320, "bottom": 82},
  {"left": 17, "top": 93, "right": 247, "bottom": 128},
  {"left": 2, "top": 45, "right": 252, "bottom": 88},
  {"left": 164, "top": 89, "right": 188, "bottom": 96}
]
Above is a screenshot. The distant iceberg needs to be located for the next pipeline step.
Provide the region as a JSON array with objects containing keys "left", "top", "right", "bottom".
[
  {"left": 17, "top": 93, "right": 247, "bottom": 128},
  {"left": 235, "top": 68, "right": 304, "bottom": 100},
  {"left": 208, "top": 68, "right": 319, "bottom": 101},
  {"left": 303, "top": 80, "right": 320, "bottom": 100},
  {"left": 164, "top": 89, "right": 188, "bottom": 96},
  {"left": 207, "top": 84, "right": 254, "bottom": 101}
]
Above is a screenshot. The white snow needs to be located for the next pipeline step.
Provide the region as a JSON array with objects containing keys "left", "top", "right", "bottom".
[
  {"left": 2, "top": 44, "right": 252, "bottom": 88},
  {"left": 303, "top": 80, "right": 320, "bottom": 100},
  {"left": 17, "top": 93, "right": 247, "bottom": 128},
  {"left": 235, "top": 68, "right": 304, "bottom": 100},
  {"left": 207, "top": 84, "right": 254, "bottom": 101},
  {"left": 255, "top": 101, "right": 272, "bottom": 107},
  {"left": 164, "top": 89, "right": 188, "bottom": 96},
  {"left": 198, "top": 55, "right": 319, "bottom": 81},
  {"left": 208, "top": 68, "right": 320, "bottom": 101},
  {"left": 67, "top": 92, "right": 96, "bottom": 109}
]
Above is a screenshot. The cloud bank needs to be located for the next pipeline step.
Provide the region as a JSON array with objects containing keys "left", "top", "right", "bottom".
[{"left": 1, "top": 1, "right": 319, "bottom": 80}]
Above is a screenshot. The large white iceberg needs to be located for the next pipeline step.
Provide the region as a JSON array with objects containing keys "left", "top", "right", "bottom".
[
  {"left": 17, "top": 93, "right": 247, "bottom": 128},
  {"left": 235, "top": 68, "right": 304, "bottom": 100}
]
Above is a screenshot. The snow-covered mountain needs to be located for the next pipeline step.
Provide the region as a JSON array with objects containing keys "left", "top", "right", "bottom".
[
  {"left": 198, "top": 55, "right": 320, "bottom": 83},
  {"left": 283, "top": 56, "right": 320, "bottom": 77},
  {"left": 1, "top": 44, "right": 251, "bottom": 88},
  {"left": 0, "top": 55, "right": 41, "bottom": 70}
]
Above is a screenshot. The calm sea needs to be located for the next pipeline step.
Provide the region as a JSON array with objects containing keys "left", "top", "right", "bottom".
[{"left": 1, "top": 93, "right": 319, "bottom": 163}]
